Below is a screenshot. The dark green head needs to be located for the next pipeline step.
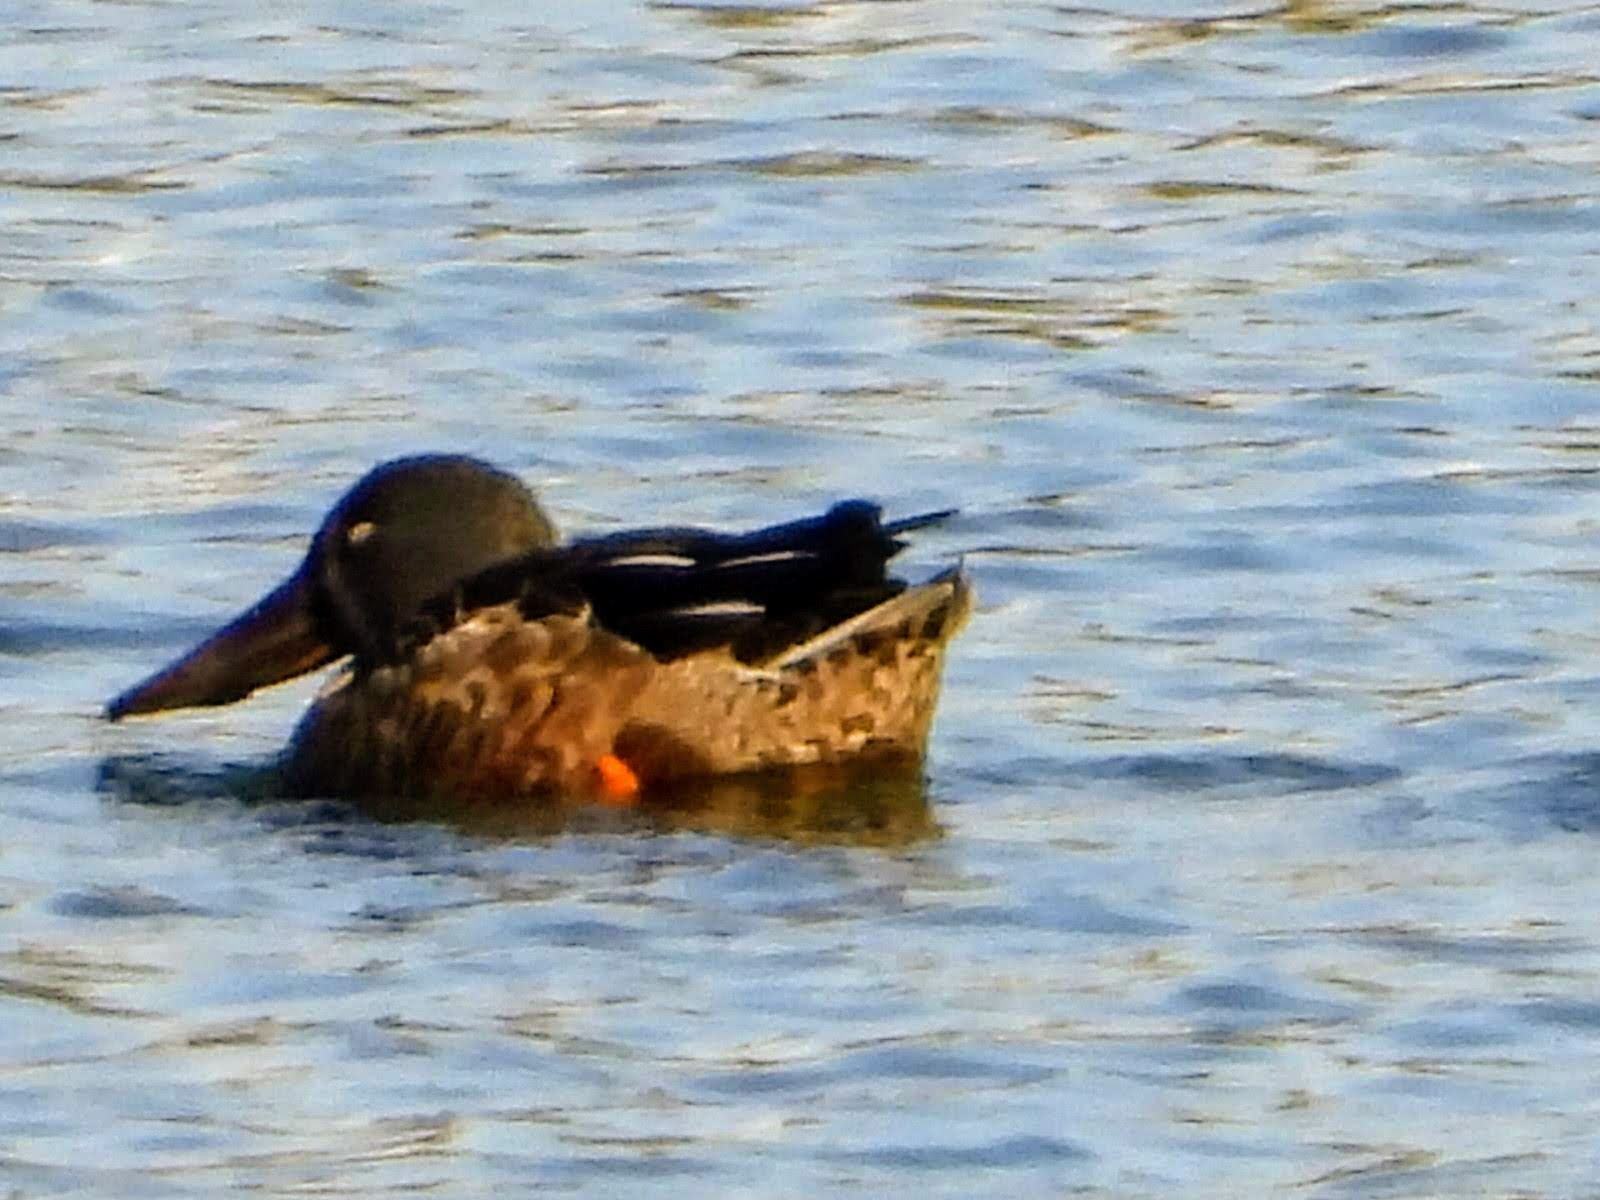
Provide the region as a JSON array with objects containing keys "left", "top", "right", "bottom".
[
  {"left": 108, "top": 455, "right": 557, "bottom": 719},
  {"left": 309, "top": 454, "right": 556, "bottom": 661}
]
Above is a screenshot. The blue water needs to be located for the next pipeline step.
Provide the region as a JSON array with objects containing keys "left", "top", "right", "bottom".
[{"left": 6, "top": 1, "right": 1600, "bottom": 1195}]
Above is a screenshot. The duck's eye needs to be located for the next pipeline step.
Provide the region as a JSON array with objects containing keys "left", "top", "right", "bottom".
[{"left": 345, "top": 520, "right": 378, "bottom": 548}]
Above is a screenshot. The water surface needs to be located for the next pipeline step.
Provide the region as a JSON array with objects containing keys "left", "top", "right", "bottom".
[{"left": 6, "top": 1, "right": 1600, "bottom": 1195}]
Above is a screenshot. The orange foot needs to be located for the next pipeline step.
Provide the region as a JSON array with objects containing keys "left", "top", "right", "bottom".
[{"left": 595, "top": 753, "right": 641, "bottom": 806}]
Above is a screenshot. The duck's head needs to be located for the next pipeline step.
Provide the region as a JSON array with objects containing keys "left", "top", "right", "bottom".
[{"left": 107, "top": 455, "right": 556, "bottom": 720}]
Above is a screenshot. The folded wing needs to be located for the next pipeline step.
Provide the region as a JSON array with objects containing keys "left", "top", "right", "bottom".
[{"left": 393, "top": 501, "right": 956, "bottom": 665}]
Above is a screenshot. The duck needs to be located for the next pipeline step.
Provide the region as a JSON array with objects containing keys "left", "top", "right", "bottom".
[{"left": 107, "top": 455, "right": 971, "bottom": 806}]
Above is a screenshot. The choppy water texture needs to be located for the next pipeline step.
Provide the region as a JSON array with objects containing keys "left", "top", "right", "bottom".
[{"left": 5, "top": 0, "right": 1600, "bottom": 1195}]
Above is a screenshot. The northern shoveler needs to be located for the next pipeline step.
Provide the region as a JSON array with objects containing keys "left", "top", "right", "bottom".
[{"left": 107, "top": 455, "right": 970, "bottom": 806}]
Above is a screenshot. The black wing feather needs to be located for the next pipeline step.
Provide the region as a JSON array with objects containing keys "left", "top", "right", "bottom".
[{"left": 393, "top": 501, "right": 954, "bottom": 664}]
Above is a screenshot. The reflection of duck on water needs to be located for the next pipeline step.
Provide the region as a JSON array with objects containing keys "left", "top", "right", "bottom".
[
  {"left": 108, "top": 456, "right": 970, "bottom": 816},
  {"left": 97, "top": 753, "right": 941, "bottom": 847}
]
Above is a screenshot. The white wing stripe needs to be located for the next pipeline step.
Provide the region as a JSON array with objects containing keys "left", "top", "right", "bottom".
[
  {"left": 715, "top": 550, "right": 815, "bottom": 569},
  {"left": 599, "top": 553, "right": 698, "bottom": 569},
  {"left": 663, "top": 601, "right": 766, "bottom": 618}
]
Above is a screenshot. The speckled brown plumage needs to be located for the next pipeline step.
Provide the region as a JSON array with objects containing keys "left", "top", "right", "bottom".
[{"left": 285, "top": 571, "right": 970, "bottom": 803}]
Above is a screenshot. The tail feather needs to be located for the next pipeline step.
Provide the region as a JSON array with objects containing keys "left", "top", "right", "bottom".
[
  {"left": 764, "top": 567, "right": 971, "bottom": 671},
  {"left": 882, "top": 508, "right": 957, "bottom": 537}
]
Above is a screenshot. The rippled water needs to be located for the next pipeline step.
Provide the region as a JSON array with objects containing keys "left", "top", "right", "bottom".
[{"left": 7, "top": 0, "right": 1600, "bottom": 1194}]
